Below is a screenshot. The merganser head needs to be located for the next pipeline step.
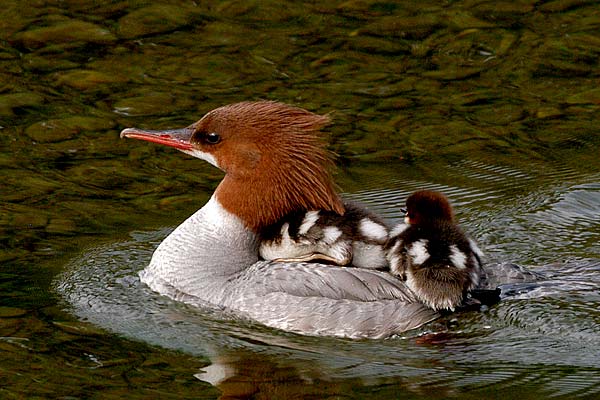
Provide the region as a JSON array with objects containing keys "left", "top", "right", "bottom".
[
  {"left": 121, "top": 101, "right": 345, "bottom": 232},
  {"left": 404, "top": 190, "right": 454, "bottom": 226}
]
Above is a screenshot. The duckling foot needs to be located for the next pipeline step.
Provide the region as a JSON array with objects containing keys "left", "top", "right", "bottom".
[
  {"left": 466, "top": 288, "right": 501, "bottom": 308},
  {"left": 272, "top": 252, "right": 347, "bottom": 266}
]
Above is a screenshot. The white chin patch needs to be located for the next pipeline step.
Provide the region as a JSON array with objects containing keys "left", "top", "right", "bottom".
[{"left": 182, "top": 149, "right": 220, "bottom": 169}]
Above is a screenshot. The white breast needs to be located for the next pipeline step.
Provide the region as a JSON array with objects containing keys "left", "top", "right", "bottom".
[{"left": 139, "top": 195, "right": 259, "bottom": 304}]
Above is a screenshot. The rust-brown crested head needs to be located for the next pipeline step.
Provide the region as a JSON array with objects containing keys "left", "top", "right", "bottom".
[
  {"left": 187, "top": 101, "right": 344, "bottom": 231},
  {"left": 405, "top": 190, "right": 454, "bottom": 226}
]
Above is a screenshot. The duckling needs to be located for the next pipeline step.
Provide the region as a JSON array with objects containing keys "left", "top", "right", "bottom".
[
  {"left": 386, "top": 190, "right": 483, "bottom": 311},
  {"left": 259, "top": 202, "right": 389, "bottom": 270}
]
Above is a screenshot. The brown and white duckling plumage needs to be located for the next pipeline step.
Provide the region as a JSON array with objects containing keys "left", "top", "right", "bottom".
[
  {"left": 386, "top": 190, "right": 484, "bottom": 311},
  {"left": 259, "top": 202, "right": 389, "bottom": 269}
]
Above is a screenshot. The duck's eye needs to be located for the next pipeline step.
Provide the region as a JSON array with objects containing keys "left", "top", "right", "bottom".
[{"left": 205, "top": 132, "right": 221, "bottom": 144}]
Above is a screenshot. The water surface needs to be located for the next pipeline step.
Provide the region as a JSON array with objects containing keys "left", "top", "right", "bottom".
[{"left": 1, "top": 1, "right": 600, "bottom": 398}]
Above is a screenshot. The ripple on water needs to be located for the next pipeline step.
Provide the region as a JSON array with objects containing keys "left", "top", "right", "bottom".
[
  {"left": 508, "top": 180, "right": 600, "bottom": 263},
  {"left": 343, "top": 158, "right": 559, "bottom": 226},
  {"left": 452, "top": 159, "right": 536, "bottom": 183}
]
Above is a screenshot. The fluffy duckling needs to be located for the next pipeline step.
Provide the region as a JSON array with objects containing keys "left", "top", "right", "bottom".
[
  {"left": 259, "top": 202, "right": 389, "bottom": 270},
  {"left": 386, "top": 190, "right": 483, "bottom": 311}
]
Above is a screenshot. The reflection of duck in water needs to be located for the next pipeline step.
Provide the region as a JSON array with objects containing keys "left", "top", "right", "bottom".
[
  {"left": 196, "top": 350, "right": 346, "bottom": 400},
  {"left": 386, "top": 190, "right": 484, "bottom": 311}
]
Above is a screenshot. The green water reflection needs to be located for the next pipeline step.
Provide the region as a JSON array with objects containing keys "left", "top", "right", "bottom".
[{"left": 1, "top": 1, "right": 599, "bottom": 398}]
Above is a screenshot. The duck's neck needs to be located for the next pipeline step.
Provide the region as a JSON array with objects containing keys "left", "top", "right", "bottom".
[
  {"left": 215, "top": 166, "right": 344, "bottom": 233},
  {"left": 143, "top": 195, "right": 259, "bottom": 303}
]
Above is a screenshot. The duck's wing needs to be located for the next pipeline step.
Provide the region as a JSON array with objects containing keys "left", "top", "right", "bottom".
[
  {"left": 235, "top": 291, "right": 438, "bottom": 339},
  {"left": 224, "top": 261, "right": 439, "bottom": 338},
  {"left": 245, "top": 261, "right": 420, "bottom": 301}
]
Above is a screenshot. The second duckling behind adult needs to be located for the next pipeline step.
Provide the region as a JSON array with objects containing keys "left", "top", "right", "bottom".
[{"left": 386, "top": 190, "right": 484, "bottom": 311}]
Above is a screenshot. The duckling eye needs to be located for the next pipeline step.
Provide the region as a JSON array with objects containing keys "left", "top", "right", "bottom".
[{"left": 204, "top": 132, "right": 221, "bottom": 144}]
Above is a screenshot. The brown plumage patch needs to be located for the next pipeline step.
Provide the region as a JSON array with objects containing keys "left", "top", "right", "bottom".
[{"left": 190, "top": 101, "right": 344, "bottom": 232}]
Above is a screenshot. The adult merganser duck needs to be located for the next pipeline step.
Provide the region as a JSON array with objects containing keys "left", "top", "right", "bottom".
[
  {"left": 386, "top": 190, "right": 484, "bottom": 311},
  {"left": 120, "top": 101, "right": 440, "bottom": 338}
]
